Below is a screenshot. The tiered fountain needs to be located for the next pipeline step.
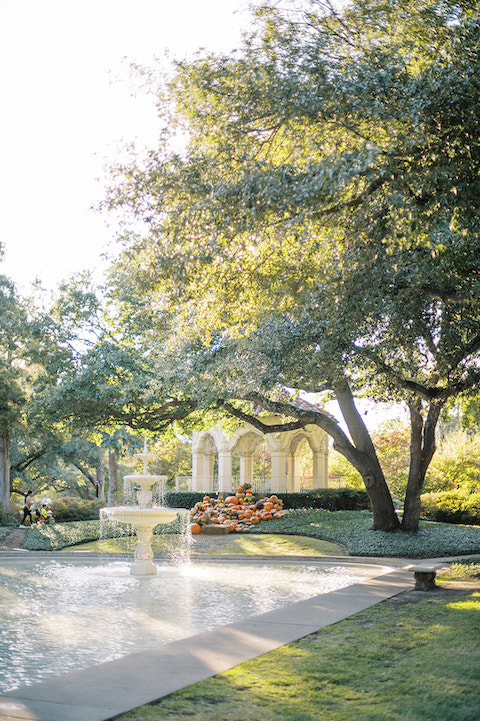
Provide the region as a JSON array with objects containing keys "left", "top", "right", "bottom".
[{"left": 101, "top": 440, "right": 181, "bottom": 575}]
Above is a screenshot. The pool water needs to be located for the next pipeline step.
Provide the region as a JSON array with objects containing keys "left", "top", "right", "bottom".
[{"left": 0, "top": 557, "right": 389, "bottom": 692}]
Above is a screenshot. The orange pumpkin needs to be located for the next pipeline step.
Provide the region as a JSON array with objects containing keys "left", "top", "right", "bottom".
[
  {"left": 189, "top": 523, "right": 202, "bottom": 534},
  {"left": 225, "top": 495, "right": 239, "bottom": 505}
]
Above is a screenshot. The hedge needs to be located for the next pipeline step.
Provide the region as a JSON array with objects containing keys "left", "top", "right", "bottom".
[
  {"left": 421, "top": 489, "right": 480, "bottom": 525},
  {"left": 50, "top": 497, "right": 104, "bottom": 522},
  {"left": 164, "top": 488, "right": 370, "bottom": 512}
]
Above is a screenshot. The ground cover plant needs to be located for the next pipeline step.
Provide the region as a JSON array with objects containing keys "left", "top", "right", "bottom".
[
  {"left": 11, "top": 509, "right": 480, "bottom": 557},
  {"left": 252, "top": 510, "right": 480, "bottom": 558},
  {"left": 114, "top": 565, "right": 480, "bottom": 721}
]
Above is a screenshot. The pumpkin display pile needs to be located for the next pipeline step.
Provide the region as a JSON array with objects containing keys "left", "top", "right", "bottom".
[{"left": 188, "top": 488, "right": 286, "bottom": 533}]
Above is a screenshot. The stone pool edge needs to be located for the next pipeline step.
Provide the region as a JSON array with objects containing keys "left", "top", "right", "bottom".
[{"left": 0, "top": 561, "right": 414, "bottom": 721}]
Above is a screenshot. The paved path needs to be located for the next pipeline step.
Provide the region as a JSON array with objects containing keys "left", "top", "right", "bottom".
[
  {"left": 0, "top": 559, "right": 414, "bottom": 721},
  {"left": 0, "top": 528, "right": 26, "bottom": 551}
]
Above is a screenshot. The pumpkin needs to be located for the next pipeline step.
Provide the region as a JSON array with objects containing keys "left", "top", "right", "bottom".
[
  {"left": 189, "top": 523, "right": 202, "bottom": 534},
  {"left": 225, "top": 495, "right": 239, "bottom": 505}
]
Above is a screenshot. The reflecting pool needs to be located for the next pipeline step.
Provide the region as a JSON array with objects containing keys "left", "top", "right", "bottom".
[{"left": 0, "top": 557, "right": 391, "bottom": 692}]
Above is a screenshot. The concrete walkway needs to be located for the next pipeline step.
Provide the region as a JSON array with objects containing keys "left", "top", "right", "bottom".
[{"left": 0, "top": 563, "right": 415, "bottom": 721}]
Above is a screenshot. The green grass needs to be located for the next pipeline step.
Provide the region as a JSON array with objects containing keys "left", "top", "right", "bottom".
[
  {"left": 0, "top": 527, "right": 11, "bottom": 543},
  {"left": 115, "top": 579, "right": 480, "bottom": 721},
  {"left": 66, "top": 533, "right": 345, "bottom": 556}
]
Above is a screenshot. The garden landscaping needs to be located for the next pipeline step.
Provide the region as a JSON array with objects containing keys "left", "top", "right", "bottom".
[
  {"left": 7, "top": 508, "right": 480, "bottom": 558},
  {"left": 113, "top": 568, "right": 480, "bottom": 721},
  {"left": 1, "top": 508, "right": 480, "bottom": 720}
]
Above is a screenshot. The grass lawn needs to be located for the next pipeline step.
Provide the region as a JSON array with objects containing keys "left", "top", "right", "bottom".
[
  {"left": 114, "top": 567, "right": 480, "bottom": 721},
  {"left": 67, "top": 533, "right": 346, "bottom": 557}
]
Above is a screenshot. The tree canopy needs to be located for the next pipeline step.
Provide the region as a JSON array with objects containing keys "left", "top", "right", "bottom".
[{"left": 98, "top": 0, "right": 480, "bottom": 530}]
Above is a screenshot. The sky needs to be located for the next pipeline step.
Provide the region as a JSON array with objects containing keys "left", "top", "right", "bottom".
[
  {"left": 0, "top": 0, "right": 251, "bottom": 293},
  {"left": 0, "top": 0, "right": 404, "bottom": 428}
]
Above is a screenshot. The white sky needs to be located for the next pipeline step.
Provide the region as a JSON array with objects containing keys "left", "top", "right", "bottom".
[{"left": 0, "top": 0, "right": 251, "bottom": 293}]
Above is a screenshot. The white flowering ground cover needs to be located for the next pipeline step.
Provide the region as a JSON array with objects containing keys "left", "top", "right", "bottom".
[{"left": 10, "top": 510, "right": 480, "bottom": 558}]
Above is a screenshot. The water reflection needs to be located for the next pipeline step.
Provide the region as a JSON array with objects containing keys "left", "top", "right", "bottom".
[{"left": 0, "top": 558, "right": 386, "bottom": 692}]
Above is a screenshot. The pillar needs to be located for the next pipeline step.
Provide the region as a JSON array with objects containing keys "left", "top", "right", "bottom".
[
  {"left": 192, "top": 452, "right": 214, "bottom": 492},
  {"left": 270, "top": 450, "right": 288, "bottom": 492},
  {"left": 217, "top": 450, "right": 233, "bottom": 493},
  {"left": 239, "top": 453, "right": 254, "bottom": 487},
  {"left": 312, "top": 450, "right": 329, "bottom": 488}
]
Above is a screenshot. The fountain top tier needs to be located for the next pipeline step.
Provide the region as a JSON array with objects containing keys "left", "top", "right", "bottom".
[
  {"left": 132, "top": 437, "right": 159, "bottom": 475},
  {"left": 123, "top": 440, "right": 167, "bottom": 509}
]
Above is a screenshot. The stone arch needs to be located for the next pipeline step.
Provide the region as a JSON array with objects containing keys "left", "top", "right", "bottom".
[
  {"left": 229, "top": 426, "right": 265, "bottom": 490},
  {"left": 265, "top": 422, "right": 329, "bottom": 492},
  {"left": 190, "top": 419, "right": 329, "bottom": 493}
]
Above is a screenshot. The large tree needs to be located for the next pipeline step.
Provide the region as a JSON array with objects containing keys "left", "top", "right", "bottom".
[
  {"left": 102, "top": 0, "right": 480, "bottom": 531},
  {"left": 0, "top": 269, "right": 28, "bottom": 511}
]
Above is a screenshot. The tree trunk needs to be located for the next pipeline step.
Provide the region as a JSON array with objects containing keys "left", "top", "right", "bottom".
[
  {"left": 333, "top": 380, "right": 400, "bottom": 531},
  {"left": 244, "top": 384, "right": 400, "bottom": 531},
  {"left": 107, "top": 449, "right": 118, "bottom": 506},
  {"left": 402, "top": 399, "right": 443, "bottom": 532},
  {"left": 0, "top": 432, "right": 10, "bottom": 511},
  {"left": 96, "top": 467, "right": 105, "bottom": 501}
]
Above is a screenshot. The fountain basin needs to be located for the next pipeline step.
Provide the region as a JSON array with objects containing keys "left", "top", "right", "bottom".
[
  {"left": 101, "top": 506, "right": 181, "bottom": 575},
  {"left": 102, "top": 507, "right": 179, "bottom": 525}
]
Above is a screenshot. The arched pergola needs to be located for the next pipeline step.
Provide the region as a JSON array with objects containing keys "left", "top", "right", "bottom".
[{"left": 190, "top": 417, "right": 329, "bottom": 493}]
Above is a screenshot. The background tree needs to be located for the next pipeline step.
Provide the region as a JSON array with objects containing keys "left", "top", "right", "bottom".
[{"left": 0, "top": 268, "right": 30, "bottom": 510}]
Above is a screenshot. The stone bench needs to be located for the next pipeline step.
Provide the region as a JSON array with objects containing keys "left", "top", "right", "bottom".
[{"left": 410, "top": 564, "right": 444, "bottom": 591}]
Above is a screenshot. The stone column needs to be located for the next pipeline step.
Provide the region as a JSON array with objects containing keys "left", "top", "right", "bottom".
[
  {"left": 217, "top": 450, "right": 233, "bottom": 493},
  {"left": 192, "top": 452, "right": 214, "bottom": 492},
  {"left": 270, "top": 450, "right": 288, "bottom": 492},
  {"left": 239, "top": 453, "right": 254, "bottom": 487},
  {"left": 312, "top": 450, "right": 329, "bottom": 488}
]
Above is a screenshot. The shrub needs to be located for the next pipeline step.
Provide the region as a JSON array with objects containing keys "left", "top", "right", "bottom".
[
  {"left": 328, "top": 451, "right": 364, "bottom": 489},
  {"left": 164, "top": 491, "right": 206, "bottom": 509},
  {"left": 50, "top": 497, "right": 103, "bottom": 522},
  {"left": 165, "top": 489, "right": 370, "bottom": 511},
  {"left": 424, "top": 431, "right": 480, "bottom": 493},
  {"left": 0, "top": 502, "right": 22, "bottom": 526},
  {"left": 272, "top": 489, "right": 370, "bottom": 511},
  {"left": 421, "top": 489, "right": 480, "bottom": 525}
]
